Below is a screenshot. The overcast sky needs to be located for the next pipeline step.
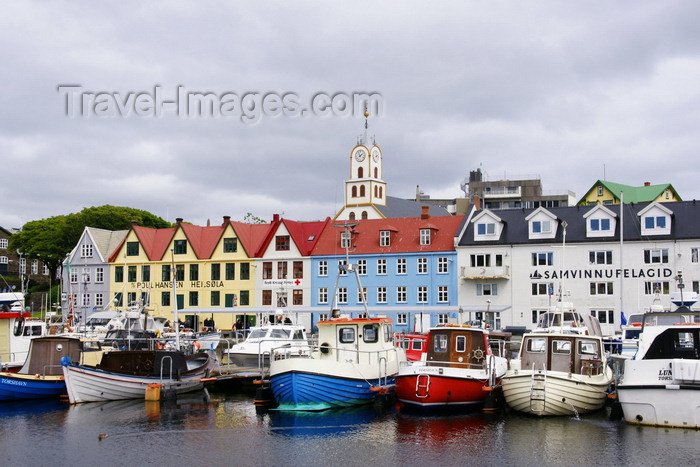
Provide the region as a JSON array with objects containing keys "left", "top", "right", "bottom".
[{"left": 2, "top": 1, "right": 700, "bottom": 229}]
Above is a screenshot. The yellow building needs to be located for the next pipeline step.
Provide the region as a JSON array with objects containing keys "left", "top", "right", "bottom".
[{"left": 577, "top": 180, "right": 681, "bottom": 206}]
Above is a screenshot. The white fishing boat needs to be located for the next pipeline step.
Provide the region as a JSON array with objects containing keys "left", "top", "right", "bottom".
[
  {"left": 0, "top": 292, "right": 50, "bottom": 371},
  {"left": 616, "top": 306, "right": 700, "bottom": 428},
  {"left": 61, "top": 349, "right": 214, "bottom": 403},
  {"left": 225, "top": 316, "right": 310, "bottom": 368},
  {"left": 501, "top": 301, "right": 614, "bottom": 416}
]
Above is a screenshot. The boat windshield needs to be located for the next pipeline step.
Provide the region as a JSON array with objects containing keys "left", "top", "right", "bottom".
[
  {"left": 269, "top": 329, "right": 291, "bottom": 339},
  {"left": 248, "top": 329, "right": 268, "bottom": 340}
]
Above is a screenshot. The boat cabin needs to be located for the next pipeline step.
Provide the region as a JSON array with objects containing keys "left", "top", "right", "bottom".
[
  {"left": 520, "top": 334, "right": 604, "bottom": 376},
  {"left": 316, "top": 317, "right": 396, "bottom": 364},
  {"left": 425, "top": 326, "right": 489, "bottom": 368},
  {"left": 395, "top": 333, "right": 427, "bottom": 361}
]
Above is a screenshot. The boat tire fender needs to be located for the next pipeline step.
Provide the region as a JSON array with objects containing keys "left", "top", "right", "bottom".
[{"left": 320, "top": 343, "right": 330, "bottom": 354}]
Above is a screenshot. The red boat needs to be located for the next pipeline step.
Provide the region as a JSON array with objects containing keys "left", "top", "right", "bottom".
[
  {"left": 395, "top": 325, "right": 508, "bottom": 410},
  {"left": 394, "top": 332, "right": 428, "bottom": 361}
]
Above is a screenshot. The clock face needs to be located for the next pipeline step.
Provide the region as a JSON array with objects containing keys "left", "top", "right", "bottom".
[
  {"left": 372, "top": 149, "right": 380, "bottom": 162},
  {"left": 355, "top": 150, "right": 366, "bottom": 162}
]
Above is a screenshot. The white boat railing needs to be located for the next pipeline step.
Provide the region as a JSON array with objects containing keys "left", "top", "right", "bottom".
[{"left": 271, "top": 343, "right": 403, "bottom": 367}]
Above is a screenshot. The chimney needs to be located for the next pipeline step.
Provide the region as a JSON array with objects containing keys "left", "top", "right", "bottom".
[
  {"left": 473, "top": 194, "right": 481, "bottom": 211},
  {"left": 176, "top": 218, "right": 183, "bottom": 225},
  {"left": 222, "top": 215, "right": 231, "bottom": 226},
  {"left": 421, "top": 205, "right": 430, "bottom": 220},
  {"left": 273, "top": 213, "right": 280, "bottom": 222},
  {"left": 644, "top": 181, "right": 651, "bottom": 186}
]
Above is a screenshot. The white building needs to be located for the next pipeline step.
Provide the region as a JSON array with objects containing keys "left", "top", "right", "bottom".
[{"left": 456, "top": 201, "right": 700, "bottom": 335}]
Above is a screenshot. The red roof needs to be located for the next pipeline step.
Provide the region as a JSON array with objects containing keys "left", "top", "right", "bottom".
[
  {"left": 311, "top": 215, "right": 463, "bottom": 255},
  {"left": 180, "top": 223, "right": 225, "bottom": 259}
]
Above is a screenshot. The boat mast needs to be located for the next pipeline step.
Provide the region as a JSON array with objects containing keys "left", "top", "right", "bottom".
[
  {"left": 333, "top": 222, "right": 369, "bottom": 317},
  {"left": 170, "top": 249, "right": 180, "bottom": 350}
]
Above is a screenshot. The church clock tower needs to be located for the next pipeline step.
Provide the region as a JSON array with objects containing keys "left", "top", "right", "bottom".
[{"left": 334, "top": 108, "right": 387, "bottom": 221}]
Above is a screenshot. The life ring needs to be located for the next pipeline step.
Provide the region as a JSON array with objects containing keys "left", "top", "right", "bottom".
[{"left": 472, "top": 348, "right": 485, "bottom": 361}]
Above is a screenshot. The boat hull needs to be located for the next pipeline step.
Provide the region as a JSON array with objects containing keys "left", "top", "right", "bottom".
[
  {"left": 501, "top": 369, "right": 611, "bottom": 416},
  {"left": 0, "top": 373, "right": 66, "bottom": 401},
  {"left": 270, "top": 370, "right": 393, "bottom": 411},
  {"left": 395, "top": 372, "right": 493, "bottom": 409},
  {"left": 62, "top": 363, "right": 206, "bottom": 404},
  {"left": 617, "top": 359, "right": 700, "bottom": 428}
]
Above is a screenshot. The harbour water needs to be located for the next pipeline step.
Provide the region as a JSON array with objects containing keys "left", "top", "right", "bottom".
[{"left": 0, "top": 390, "right": 697, "bottom": 467}]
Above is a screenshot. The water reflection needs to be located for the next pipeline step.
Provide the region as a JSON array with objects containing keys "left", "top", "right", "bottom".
[{"left": 267, "top": 406, "right": 379, "bottom": 438}]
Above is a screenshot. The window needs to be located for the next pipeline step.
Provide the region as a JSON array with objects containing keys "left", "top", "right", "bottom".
[
  {"left": 532, "top": 252, "right": 554, "bottom": 266},
  {"left": 81, "top": 244, "right": 93, "bottom": 258},
  {"left": 162, "top": 265, "right": 170, "bottom": 282},
  {"left": 211, "top": 263, "right": 220, "bottom": 281},
  {"left": 115, "top": 266, "right": 123, "bottom": 283},
  {"left": 643, "top": 249, "right": 669, "bottom": 264},
  {"left": 142, "top": 265, "right": 150, "bottom": 282},
  {"left": 161, "top": 291, "right": 170, "bottom": 307},
  {"left": 263, "top": 262, "right": 273, "bottom": 280},
  {"left": 476, "top": 223, "right": 496, "bottom": 235},
  {"left": 417, "top": 257, "right": 427, "bottom": 274},
  {"left": 318, "top": 287, "right": 328, "bottom": 304},
  {"left": 417, "top": 286, "right": 428, "bottom": 303},
  {"left": 644, "top": 216, "right": 666, "bottom": 229},
  {"left": 239, "top": 290, "right": 249, "bottom": 306},
  {"left": 262, "top": 290, "right": 272, "bottom": 306},
  {"left": 597, "top": 185, "right": 603, "bottom": 196},
  {"left": 189, "top": 264, "right": 198, "bottom": 281},
  {"left": 589, "top": 250, "right": 613, "bottom": 265},
  {"left": 380, "top": 230, "right": 390, "bottom": 246},
  {"left": 114, "top": 292, "right": 123, "bottom": 307},
  {"left": 437, "top": 313, "right": 449, "bottom": 325},
  {"left": 95, "top": 293, "right": 103, "bottom": 307},
  {"left": 339, "top": 260, "right": 348, "bottom": 276},
  {"left": 589, "top": 218, "right": 611, "bottom": 231},
  {"left": 223, "top": 238, "right": 237, "bottom": 253},
  {"left": 692, "top": 248, "right": 699, "bottom": 263},
  {"left": 126, "top": 242, "right": 139, "bottom": 256},
  {"left": 363, "top": 324, "right": 379, "bottom": 343},
  {"left": 339, "top": 327, "right": 355, "bottom": 344},
  {"left": 377, "top": 258, "right": 387, "bottom": 275},
  {"left": 455, "top": 335, "right": 467, "bottom": 352},
  {"left": 396, "top": 286, "right": 407, "bottom": 303},
  {"left": 437, "top": 257, "right": 448, "bottom": 274},
  {"left": 128, "top": 266, "right": 137, "bottom": 282},
  {"left": 357, "top": 259, "right": 367, "bottom": 275},
  {"left": 591, "top": 310, "right": 614, "bottom": 325},
  {"left": 437, "top": 286, "right": 448, "bottom": 303},
  {"left": 377, "top": 287, "right": 387, "bottom": 303},
  {"left": 644, "top": 281, "right": 670, "bottom": 295},
  {"left": 340, "top": 232, "right": 350, "bottom": 249},
  {"left": 275, "top": 235, "right": 290, "bottom": 251},
  {"left": 174, "top": 240, "right": 187, "bottom": 254},
  {"left": 552, "top": 340, "right": 571, "bottom": 354},
  {"left": 396, "top": 258, "right": 406, "bottom": 275},
  {"left": 0, "top": 239, "right": 7, "bottom": 248},
  {"left": 578, "top": 339, "right": 600, "bottom": 357},
  {"left": 211, "top": 291, "right": 220, "bottom": 306},
  {"left": 240, "top": 262, "right": 250, "bottom": 280},
  {"left": 318, "top": 260, "right": 328, "bottom": 276},
  {"left": 532, "top": 220, "right": 551, "bottom": 233},
  {"left": 226, "top": 263, "right": 235, "bottom": 280},
  {"left": 175, "top": 264, "right": 184, "bottom": 281},
  {"left": 293, "top": 261, "right": 303, "bottom": 279},
  {"left": 277, "top": 261, "right": 287, "bottom": 279},
  {"left": 31, "top": 260, "right": 39, "bottom": 275},
  {"left": 471, "top": 254, "right": 491, "bottom": 267},
  {"left": 336, "top": 287, "right": 348, "bottom": 304},
  {"left": 82, "top": 293, "right": 91, "bottom": 307},
  {"left": 532, "top": 283, "right": 554, "bottom": 296},
  {"left": 189, "top": 291, "right": 198, "bottom": 306},
  {"left": 357, "top": 287, "right": 367, "bottom": 303},
  {"left": 293, "top": 290, "right": 303, "bottom": 305},
  {"left": 397, "top": 313, "right": 407, "bottom": 325},
  {"left": 477, "top": 283, "right": 498, "bottom": 296},
  {"left": 420, "top": 229, "right": 431, "bottom": 245},
  {"left": 590, "top": 282, "right": 614, "bottom": 295}
]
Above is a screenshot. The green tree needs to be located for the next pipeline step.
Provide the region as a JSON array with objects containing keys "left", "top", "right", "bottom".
[
  {"left": 242, "top": 212, "right": 266, "bottom": 224},
  {"left": 9, "top": 205, "right": 171, "bottom": 281}
]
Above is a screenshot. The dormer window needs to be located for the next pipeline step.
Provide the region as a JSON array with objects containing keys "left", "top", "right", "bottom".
[
  {"left": 532, "top": 220, "right": 551, "bottom": 234},
  {"left": 590, "top": 218, "right": 611, "bottom": 231},
  {"left": 477, "top": 223, "right": 495, "bottom": 235},
  {"left": 638, "top": 202, "right": 672, "bottom": 236},
  {"left": 420, "top": 228, "right": 431, "bottom": 245},
  {"left": 380, "top": 230, "right": 390, "bottom": 246},
  {"left": 644, "top": 216, "right": 666, "bottom": 229}
]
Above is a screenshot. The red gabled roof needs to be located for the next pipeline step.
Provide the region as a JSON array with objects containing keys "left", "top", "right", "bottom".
[
  {"left": 180, "top": 223, "right": 225, "bottom": 259},
  {"left": 311, "top": 215, "right": 463, "bottom": 256},
  {"left": 281, "top": 218, "right": 330, "bottom": 256},
  {"left": 230, "top": 220, "right": 276, "bottom": 258},
  {"left": 108, "top": 225, "right": 178, "bottom": 262}
]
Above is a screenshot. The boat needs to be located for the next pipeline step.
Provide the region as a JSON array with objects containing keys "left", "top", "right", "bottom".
[
  {"left": 0, "top": 336, "right": 102, "bottom": 401},
  {"left": 269, "top": 315, "right": 405, "bottom": 411},
  {"left": 394, "top": 332, "right": 428, "bottom": 362},
  {"left": 0, "top": 292, "right": 50, "bottom": 371},
  {"left": 225, "top": 316, "right": 310, "bottom": 368},
  {"left": 394, "top": 325, "right": 508, "bottom": 410},
  {"left": 501, "top": 300, "right": 614, "bottom": 416},
  {"left": 61, "top": 349, "right": 214, "bottom": 404},
  {"left": 616, "top": 306, "right": 700, "bottom": 428}
]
